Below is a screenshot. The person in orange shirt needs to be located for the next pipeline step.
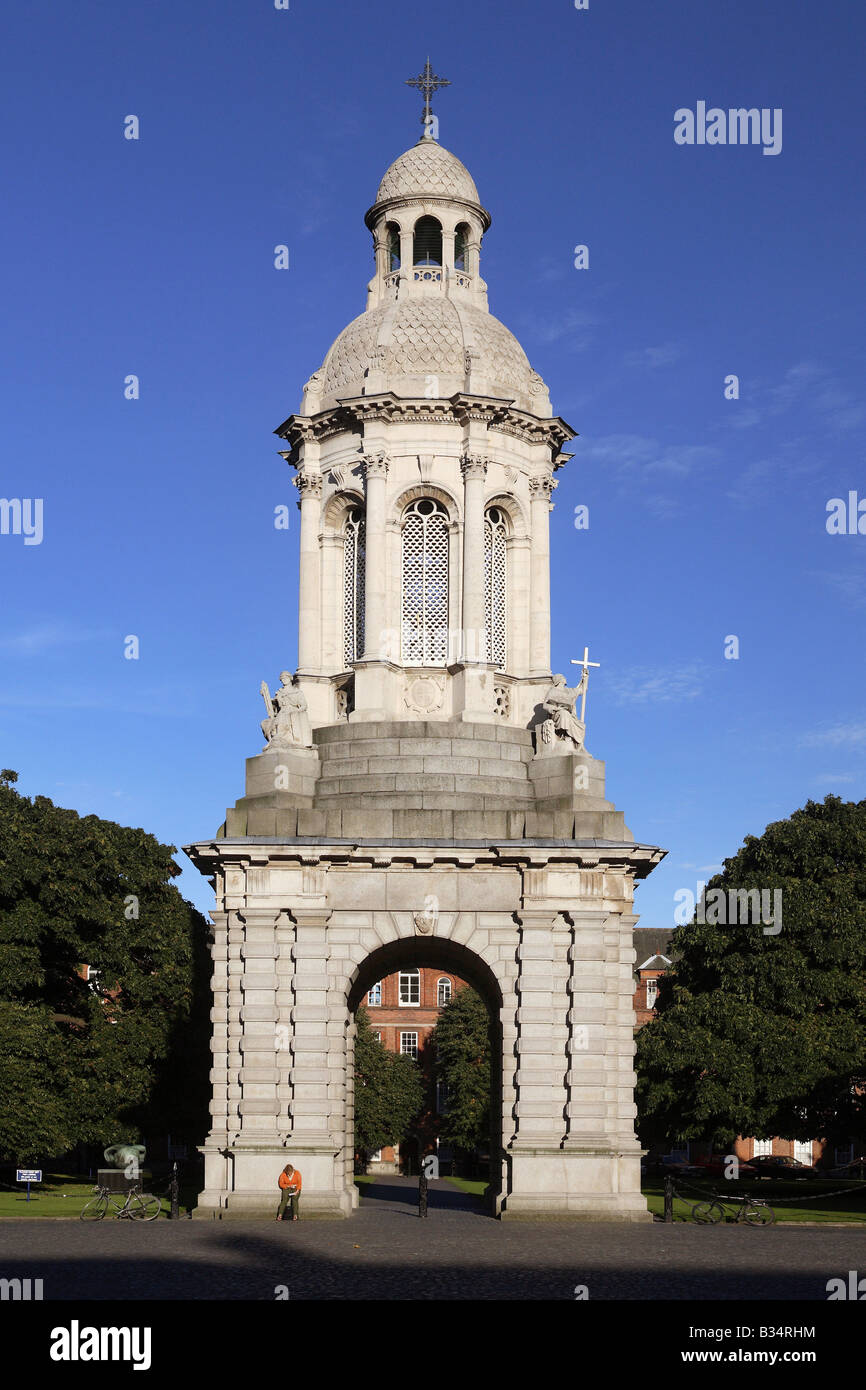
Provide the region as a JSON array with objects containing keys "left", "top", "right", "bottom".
[{"left": 276, "top": 1164, "right": 302, "bottom": 1222}]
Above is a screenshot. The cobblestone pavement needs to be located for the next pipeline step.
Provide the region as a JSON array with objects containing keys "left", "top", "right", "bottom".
[{"left": 1, "top": 1178, "right": 863, "bottom": 1300}]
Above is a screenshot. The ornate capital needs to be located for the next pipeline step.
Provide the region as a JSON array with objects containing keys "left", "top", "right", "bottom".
[
  {"left": 292, "top": 470, "right": 323, "bottom": 499},
  {"left": 362, "top": 450, "right": 390, "bottom": 481},
  {"left": 460, "top": 452, "right": 489, "bottom": 480},
  {"left": 529, "top": 473, "right": 557, "bottom": 500}
]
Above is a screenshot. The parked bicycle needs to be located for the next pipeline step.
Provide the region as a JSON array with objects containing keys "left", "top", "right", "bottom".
[
  {"left": 80, "top": 1183, "right": 161, "bottom": 1221},
  {"left": 691, "top": 1193, "right": 775, "bottom": 1226}
]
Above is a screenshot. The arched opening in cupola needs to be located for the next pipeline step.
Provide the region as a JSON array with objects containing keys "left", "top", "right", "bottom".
[
  {"left": 386, "top": 222, "right": 401, "bottom": 271},
  {"left": 413, "top": 216, "right": 443, "bottom": 267},
  {"left": 454, "top": 223, "right": 470, "bottom": 271}
]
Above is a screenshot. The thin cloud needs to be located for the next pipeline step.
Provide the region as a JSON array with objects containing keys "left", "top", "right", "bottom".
[
  {"left": 579, "top": 433, "right": 719, "bottom": 480},
  {"left": 810, "top": 570, "right": 866, "bottom": 610},
  {"left": 0, "top": 624, "right": 111, "bottom": 654},
  {"left": 520, "top": 308, "right": 595, "bottom": 350},
  {"left": 722, "top": 361, "right": 865, "bottom": 433},
  {"left": 623, "top": 343, "right": 681, "bottom": 369},
  {"left": 607, "top": 662, "right": 708, "bottom": 706},
  {"left": 800, "top": 722, "right": 866, "bottom": 749}
]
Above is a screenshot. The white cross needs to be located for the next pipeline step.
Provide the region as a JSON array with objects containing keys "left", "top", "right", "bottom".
[{"left": 570, "top": 646, "right": 601, "bottom": 722}]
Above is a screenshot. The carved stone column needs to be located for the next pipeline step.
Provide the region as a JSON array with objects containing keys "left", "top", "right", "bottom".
[
  {"left": 511, "top": 907, "right": 570, "bottom": 1149},
  {"left": 460, "top": 453, "right": 488, "bottom": 660},
  {"left": 199, "top": 909, "right": 231, "bottom": 1209},
  {"left": 359, "top": 452, "right": 389, "bottom": 662},
  {"left": 528, "top": 472, "right": 556, "bottom": 674},
  {"left": 564, "top": 909, "right": 609, "bottom": 1146},
  {"left": 287, "top": 907, "right": 334, "bottom": 1145},
  {"left": 235, "top": 909, "right": 281, "bottom": 1140},
  {"left": 294, "top": 467, "right": 323, "bottom": 673}
]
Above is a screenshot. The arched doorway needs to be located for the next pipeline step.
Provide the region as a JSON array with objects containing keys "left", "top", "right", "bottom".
[{"left": 345, "top": 936, "right": 503, "bottom": 1215}]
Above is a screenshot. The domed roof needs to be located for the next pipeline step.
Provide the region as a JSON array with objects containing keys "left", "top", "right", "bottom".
[
  {"left": 316, "top": 296, "right": 549, "bottom": 415},
  {"left": 374, "top": 138, "right": 481, "bottom": 208}
]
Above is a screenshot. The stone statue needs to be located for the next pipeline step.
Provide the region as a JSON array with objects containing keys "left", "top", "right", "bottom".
[
  {"left": 540, "top": 672, "right": 587, "bottom": 752},
  {"left": 260, "top": 672, "right": 313, "bottom": 749}
]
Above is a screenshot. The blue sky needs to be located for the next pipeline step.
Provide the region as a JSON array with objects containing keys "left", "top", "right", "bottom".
[{"left": 1, "top": 0, "right": 864, "bottom": 930}]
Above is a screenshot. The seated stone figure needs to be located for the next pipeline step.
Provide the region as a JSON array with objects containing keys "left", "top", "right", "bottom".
[
  {"left": 260, "top": 672, "right": 313, "bottom": 749},
  {"left": 540, "top": 672, "right": 586, "bottom": 753}
]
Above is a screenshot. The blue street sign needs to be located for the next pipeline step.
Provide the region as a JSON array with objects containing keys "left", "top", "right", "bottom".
[{"left": 16, "top": 1169, "right": 42, "bottom": 1201}]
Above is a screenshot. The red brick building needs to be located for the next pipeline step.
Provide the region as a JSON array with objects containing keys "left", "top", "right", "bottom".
[
  {"left": 360, "top": 965, "right": 468, "bottom": 1173},
  {"left": 632, "top": 928, "right": 857, "bottom": 1171}
]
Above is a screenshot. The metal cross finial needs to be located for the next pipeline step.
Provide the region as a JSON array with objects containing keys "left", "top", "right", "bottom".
[
  {"left": 405, "top": 57, "right": 450, "bottom": 135},
  {"left": 570, "top": 646, "right": 601, "bottom": 723}
]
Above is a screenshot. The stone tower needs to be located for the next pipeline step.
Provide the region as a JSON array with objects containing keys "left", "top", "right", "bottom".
[{"left": 186, "top": 102, "right": 664, "bottom": 1219}]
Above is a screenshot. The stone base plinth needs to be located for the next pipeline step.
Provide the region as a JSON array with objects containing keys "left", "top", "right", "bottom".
[
  {"left": 498, "top": 1147, "right": 652, "bottom": 1222},
  {"left": 193, "top": 1143, "right": 352, "bottom": 1219}
]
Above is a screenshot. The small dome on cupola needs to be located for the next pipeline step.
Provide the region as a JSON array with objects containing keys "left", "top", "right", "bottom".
[{"left": 371, "top": 141, "right": 486, "bottom": 218}]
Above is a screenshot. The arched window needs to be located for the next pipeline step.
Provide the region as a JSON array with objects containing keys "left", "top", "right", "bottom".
[
  {"left": 437, "top": 977, "right": 452, "bottom": 1007},
  {"left": 454, "top": 223, "right": 470, "bottom": 271},
  {"left": 343, "top": 506, "right": 366, "bottom": 666},
  {"left": 386, "top": 222, "right": 400, "bottom": 271},
  {"left": 484, "top": 506, "right": 507, "bottom": 668},
  {"left": 401, "top": 498, "right": 449, "bottom": 665},
  {"left": 413, "top": 216, "right": 442, "bottom": 266}
]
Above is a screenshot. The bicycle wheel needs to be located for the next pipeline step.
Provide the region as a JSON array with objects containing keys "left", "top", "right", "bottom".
[
  {"left": 744, "top": 1200, "right": 775, "bottom": 1227},
  {"left": 692, "top": 1201, "right": 725, "bottom": 1224},
  {"left": 80, "top": 1194, "right": 109, "bottom": 1221},
  {"left": 128, "top": 1193, "right": 161, "bottom": 1221}
]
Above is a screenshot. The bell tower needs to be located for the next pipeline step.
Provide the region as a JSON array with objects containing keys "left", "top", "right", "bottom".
[
  {"left": 186, "top": 71, "right": 664, "bottom": 1220},
  {"left": 276, "top": 72, "right": 575, "bottom": 731}
]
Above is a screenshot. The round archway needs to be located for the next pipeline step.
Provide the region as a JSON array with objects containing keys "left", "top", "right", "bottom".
[{"left": 345, "top": 936, "right": 504, "bottom": 1213}]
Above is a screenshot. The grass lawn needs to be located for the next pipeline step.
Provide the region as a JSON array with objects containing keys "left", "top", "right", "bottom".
[
  {"left": 642, "top": 1177, "right": 866, "bottom": 1224},
  {"left": 444, "top": 1176, "right": 488, "bottom": 1199},
  {"left": 0, "top": 1172, "right": 171, "bottom": 1219}
]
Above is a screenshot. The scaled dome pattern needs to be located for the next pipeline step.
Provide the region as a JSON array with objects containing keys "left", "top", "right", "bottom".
[
  {"left": 375, "top": 141, "right": 481, "bottom": 206},
  {"left": 320, "top": 299, "right": 536, "bottom": 407}
]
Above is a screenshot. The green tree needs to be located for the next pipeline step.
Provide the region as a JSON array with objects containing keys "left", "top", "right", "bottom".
[
  {"left": 353, "top": 1006, "right": 424, "bottom": 1160},
  {"left": 636, "top": 795, "right": 866, "bottom": 1151},
  {"left": 430, "top": 986, "right": 491, "bottom": 1152},
  {"left": 0, "top": 770, "right": 211, "bottom": 1162}
]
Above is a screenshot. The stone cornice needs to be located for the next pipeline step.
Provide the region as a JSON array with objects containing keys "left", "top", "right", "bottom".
[
  {"left": 274, "top": 394, "right": 577, "bottom": 464},
  {"left": 184, "top": 839, "right": 666, "bottom": 879}
]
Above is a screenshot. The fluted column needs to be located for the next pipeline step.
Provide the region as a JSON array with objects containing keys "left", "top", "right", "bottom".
[
  {"left": 294, "top": 469, "right": 322, "bottom": 672},
  {"left": 528, "top": 472, "right": 556, "bottom": 673},
  {"left": 360, "top": 451, "right": 389, "bottom": 661},
  {"left": 460, "top": 453, "right": 488, "bottom": 661}
]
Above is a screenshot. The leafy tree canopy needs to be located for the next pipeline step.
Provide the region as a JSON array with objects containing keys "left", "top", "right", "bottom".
[
  {"left": 0, "top": 771, "right": 211, "bottom": 1162},
  {"left": 353, "top": 1006, "right": 424, "bottom": 1157},
  {"left": 430, "top": 985, "right": 491, "bottom": 1152},
  {"left": 636, "top": 795, "right": 866, "bottom": 1150}
]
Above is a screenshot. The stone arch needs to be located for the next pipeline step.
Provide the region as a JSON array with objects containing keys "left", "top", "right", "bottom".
[
  {"left": 390, "top": 480, "right": 462, "bottom": 526},
  {"left": 483, "top": 490, "right": 528, "bottom": 540},
  {"left": 413, "top": 214, "right": 443, "bottom": 267},
  {"left": 344, "top": 933, "right": 506, "bottom": 1210},
  {"left": 322, "top": 487, "right": 365, "bottom": 532}
]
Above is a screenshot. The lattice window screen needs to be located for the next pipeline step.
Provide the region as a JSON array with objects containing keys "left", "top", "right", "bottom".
[
  {"left": 401, "top": 499, "right": 449, "bottom": 664},
  {"left": 484, "top": 508, "right": 507, "bottom": 668},
  {"left": 343, "top": 508, "right": 366, "bottom": 666}
]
